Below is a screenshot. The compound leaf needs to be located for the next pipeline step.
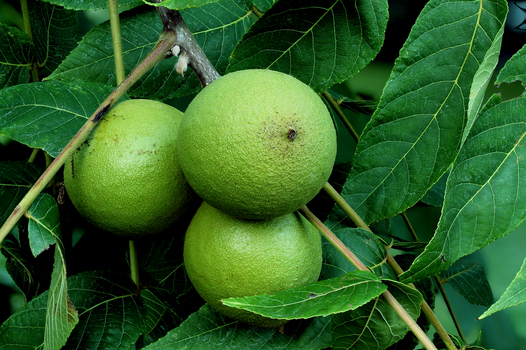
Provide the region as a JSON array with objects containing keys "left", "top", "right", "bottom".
[
  {"left": 341, "top": 0, "right": 508, "bottom": 225},
  {"left": 0, "top": 80, "right": 123, "bottom": 158},
  {"left": 222, "top": 271, "right": 387, "bottom": 320},
  {"left": 141, "top": 304, "right": 331, "bottom": 350},
  {"left": 400, "top": 94, "right": 526, "bottom": 283},
  {"left": 227, "top": 0, "right": 389, "bottom": 92}
]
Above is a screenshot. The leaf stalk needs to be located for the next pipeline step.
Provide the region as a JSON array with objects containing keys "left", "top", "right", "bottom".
[
  {"left": 322, "top": 182, "right": 459, "bottom": 350},
  {"left": 108, "top": 0, "right": 126, "bottom": 85}
]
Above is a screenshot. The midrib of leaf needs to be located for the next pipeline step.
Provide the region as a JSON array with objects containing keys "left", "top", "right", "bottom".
[
  {"left": 441, "top": 262, "right": 478, "bottom": 283},
  {"left": 26, "top": 213, "right": 60, "bottom": 245},
  {"left": 351, "top": 297, "right": 380, "bottom": 349},
  {"left": 353, "top": 1, "right": 485, "bottom": 212},
  {"left": 35, "top": 5, "right": 59, "bottom": 71},
  {"left": 265, "top": 1, "right": 340, "bottom": 76},
  {"left": 189, "top": 8, "right": 252, "bottom": 35},
  {"left": 435, "top": 126, "right": 526, "bottom": 263},
  {"left": 76, "top": 294, "right": 138, "bottom": 317}
]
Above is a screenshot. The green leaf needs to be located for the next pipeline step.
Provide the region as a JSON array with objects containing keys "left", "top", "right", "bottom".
[
  {"left": 0, "top": 80, "right": 123, "bottom": 158},
  {"left": 141, "top": 288, "right": 181, "bottom": 343},
  {"left": 0, "top": 23, "right": 33, "bottom": 65},
  {"left": 321, "top": 227, "right": 396, "bottom": 280},
  {"left": 0, "top": 65, "right": 30, "bottom": 89},
  {"left": 331, "top": 280, "right": 422, "bottom": 350},
  {"left": 28, "top": 1, "right": 79, "bottom": 76},
  {"left": 227, "top": 0, "right": 389, "bottom": 92},
  {"left": 0, "top": 161, "right": 42, "bottom": 224},
  {"left": 439, "top": 258, "right": 493, "bottom": 307},
  {"left": 27, "top": 194, "right": 59, "bottom": 257},
  {"left": 64, "top": 270, "right": 146, "bottom": 349},
  {"left": 0, "top": 270, "right": 145, "bottom": 349},
  {"left": 341, "top": 0, "right": 508, "bottom": 225},
  {"left": 47, "top": 1, "right": 253, "bottom": 100},
  {"left": 142, "top": 304, "right": 331, "bottom": 350},
  {"left": 420, "top": 171, "right": 448, "bottom": 207},
  {"left": 479, "top": 256, "right": 526, "bottom": 319},
  {"left": 0, "top": 23, "right": 33, "bottom": 87},
  {"left": 400, "top": 94, "right": 526, "bottom": 283},
  {"left": 38, "top": 0, "right": 141, "bottom": 11},
  {"left": 251, "top": 0, "right": 276, "bottom": 13},
  {"left": 143, "top": 0, "right": 222, "bottom": 10},
  {"left": 222, "top": 271, "right": 387, "bottom": 320},
  {"left": 0, "top": 289, "right": 47, "bottom": 349},
  {"left": 495, "top": 42, "right": 526, "bottom": 88},
  {"left": 26, "top": 193, "right": 79, "bottom": 350}
]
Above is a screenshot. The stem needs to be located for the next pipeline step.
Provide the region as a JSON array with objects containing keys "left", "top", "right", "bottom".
[
  {"left": 300, "top": 206, "right": 368, "bottom": 271},
  {"left": 108, "top": 0, "right": 126, "bottom": 85},
  {"left": 0, "top": 31, "right": 179, "bottom": 247},
  {"left": 321, "top": 91, "right": 360, "bottom": 142},
  {"left": 28, "top": 148, "right": 39, "bottom": 163},
  {"left": 322, "top": 183, "right": 459, "bottom": 350},
  {"left": 383, "top": 289, "right": 438, "bottom": 350},
  {"left": 299, "top": 205, "right": 437, "bottom": 350},
  {"left": 129, "top": 240, "right": 140, "bottom": 293},
  {"left": 155, "top": 6, "right": 220, "bottom": 87},
  {"left": 402, "top": 212, "right": 467, "bottom": 344}
]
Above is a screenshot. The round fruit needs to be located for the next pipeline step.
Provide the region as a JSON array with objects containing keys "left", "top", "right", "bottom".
[
  {"left": 177, "top": 69, "right": 337, "bottom": 220},
  {"left": 183, "top": 201, "right": 322, "bottom": 328},
  {"left": 64, "top": 99, "right": 197, "bottom": 238}
]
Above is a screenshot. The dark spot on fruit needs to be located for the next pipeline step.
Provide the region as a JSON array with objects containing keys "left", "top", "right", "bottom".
[{"left": 287, "top": 127, "right": 297, "bottom": 141}]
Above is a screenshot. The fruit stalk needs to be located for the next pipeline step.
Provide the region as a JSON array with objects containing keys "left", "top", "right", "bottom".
[{"left": 0, "top": 21, "right": 179, "bottom": 246}]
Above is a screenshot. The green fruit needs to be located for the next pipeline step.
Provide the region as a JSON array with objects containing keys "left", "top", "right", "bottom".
[
  {"left": 64, "top": 99, "right": 197, "bottom": 238},
  {"left": 178, "top": 69, "right": 337, "bottom": 220},
  {"left": 183, "top": 201, "right": 322, "bottom": 328}
]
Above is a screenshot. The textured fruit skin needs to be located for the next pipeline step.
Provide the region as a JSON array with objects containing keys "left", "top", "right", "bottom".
[
  {"left": 183, "top": 201, "right": 322, "bottom": 328},
  {"left": 177, "top": 69, "right": 337, "bottom": 220},
  {"left": 64, "top": 99, "right": 197, "bottom": 238}
]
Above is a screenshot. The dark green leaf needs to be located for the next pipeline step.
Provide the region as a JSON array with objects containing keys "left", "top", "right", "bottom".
[
  {"left": 143, "top": 0, "right": 222, "bottom": 10},
  {"left": 321, "top": 227, "right": 396, "bottom": 280},
  {"left": 64, "top": 270, "right": 146, "bottom": 349},
  {"left": 0, "top": 80, "right": 124, "bottom": 158},
  {"left": 440, "top": 258, "right": 493, "bottom": 307},
  {"left": 421, "top": 171, "right": 448, "bottom": 207},
  {"left": 341, "top": 0, "right": 508, "bottom": 225},
  {"left": 28, "top": 1, "right": 79, "bottom": 76},
  {"left": 1, "top": 231, "right": 54, "bottom": 301},
  {"left": 0, "top": 289, "right": 47, "bottom": 349},
  {"left": 0, "top": 65, "right": 30, "bottom": 88},
  {"left": 479, "top": 256, "right": 526, "bottom": 319},
  {"left": 142, "top": 304, "right": 331, "bottom": 350},
  {"left": 400, "top": 94, "right": 526, "bottom": 283},
  {"left": 223, "top": 271, "right": 387, "bottom": 320},
  {"left": 227, "top": 0, "right": 389, "bottom": 92},
  {"left": 251, "top": 0, "right": 276, "bottom": 13},
  {"left": 141, "top": 288, "right": 181, "bottom": 344},
  {"left": 47, "top": 1, "right": 253, "bottom": 100},
  {"left": 0, "top": 270, "right": 145, "bottom": 349},
  {"left": 0, "top": 161, "right": 42, "bottom": 224},
  {"left": 331, "top": 280, "right": 422, "bottom": 350},
  {"left": 38, "top": 0, "right": 141, "bottom": 11},
  {"left": 0, "top": 23, "right": 34, "bottom": 66},
  {"left": 26, "top": 193, "right": 79, "bottom": 349},
  {"left": 27, "top": 194, "right": 59, "bottom": 257},
  {"left": 496, "top": 42, "right": 526, "bottom": 88}
]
